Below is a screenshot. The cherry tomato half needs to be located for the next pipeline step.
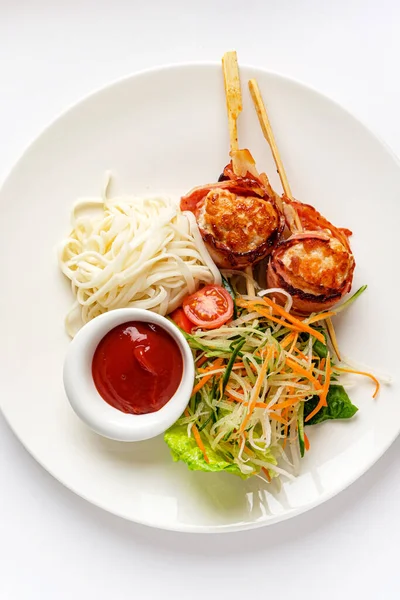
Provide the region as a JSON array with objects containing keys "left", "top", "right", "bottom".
[
  {"left": 170, "top": 308, "right": 194, "bottom": 333},
  {"left": 183, "top": 285, "right": 233, "bottom": 330}
]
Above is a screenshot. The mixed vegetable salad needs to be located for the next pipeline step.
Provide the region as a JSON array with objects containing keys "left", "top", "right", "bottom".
[{"left": 167, "top": 276, "right": 377, "bottom": 481}]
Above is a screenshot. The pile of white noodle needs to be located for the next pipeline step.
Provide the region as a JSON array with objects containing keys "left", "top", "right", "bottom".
[{"left": 59, "top": 178, "right": 221, "bottom": 336}]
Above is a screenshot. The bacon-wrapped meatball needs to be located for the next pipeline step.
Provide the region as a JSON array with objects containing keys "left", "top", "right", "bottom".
[
  {"left": 267, "top": 199, "right": 355, "bottom": 315},
  {"left": 181, "top": 151, "right": 284, "bottom": 269}
]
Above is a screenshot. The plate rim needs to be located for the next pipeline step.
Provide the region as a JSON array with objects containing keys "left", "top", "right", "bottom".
[{"left": 1, "top": 61, "right": 399, "bottom": 533}]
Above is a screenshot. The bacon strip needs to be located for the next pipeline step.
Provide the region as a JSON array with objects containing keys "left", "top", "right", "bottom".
[
  {"left": 283, "top": 197, "right": 353, "bottom": 251},
  {"left": 180, "top": 175, "right": 267, "bottom": 213}
]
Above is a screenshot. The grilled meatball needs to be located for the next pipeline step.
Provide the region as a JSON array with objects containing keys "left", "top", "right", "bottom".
[
  {"left": 181, "top": 168, "right": 284, "bottom": 269},
  {"left": 267, "top": 199, "right": 355, "bottom": 314}
]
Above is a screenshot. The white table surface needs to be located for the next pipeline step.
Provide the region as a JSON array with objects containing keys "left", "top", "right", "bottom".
[{"left": 1, "top": 1, "right": 399, "bottom": 598}]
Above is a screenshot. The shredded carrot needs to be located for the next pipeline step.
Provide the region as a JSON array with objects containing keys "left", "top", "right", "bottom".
[
  {"left": 240, "top": 304, "right": 304, "bottom": 335},
  {"left": 192, "top": 372, "right": 219, "bottom": 394},
  {"left": 198, "top": 364, "right": 224, "bottom": 374},
  {"left": 192, "top": 425, "right": 209, "bottom": 463},
  {"left": 280, "top": 332, "right": 296, "bottom": 349},
  {"left": 232, "top": 361, "right": 257, "bottom": 373},
  {"left": 225, "top": 386, "right": 247, "bottom": 402},
  {"left": 288, "top": 332, "right": 299, "bottom": 355},
  {"left": 196, "top": 354, "right": 209, "bottom": 368},
  {"left": 304, "top": 432, "right": 310, "bottom": 451},
  {"left": 268, "top": 412, "right": 288, "bottom": 425},
  {"left": 238, "top": 297, "right": 326, "bottom": 344},
  {"left": 232, "top": 362, "right": 244, "bottom": 369},
  {"left": 192, "top": 358, "right": 224, "bottom": 395},
  {"left": 268, "top": 412, "right": 288, "bottom": 426},
  {"left": 307, "top": 311, "right": 337, "bottom": 324},
  {"left": 334, "top": 366, "right": 380, "bottom": 398},
  {"left": 285, "top": 357, "right": 322, "bottom": 390},
  {"left": 262, "top": 467, "right": 271, "bottom": 482},
  {"left": 236, "top": 298, "right": 304, "bottom": 331},
  {"left": 197, "top": 358, "right": 223, "bottom": 374},
  {"left": 225, "top": 387, "right": 288, "bottom": 419},
  {"left": 293, "top": 347, "right": 309, "bottom": 362},
  {"left": 184, "top": 408, "right": 209, "bottom": 463},
  {"left": 268, "top": 396, "right": 304, "bottom": 411},
  {"left": 318, "top": 358, "right": 326, "bottom": 383},
  {"left": 305, "top": 358, "right": 331, "bottom": 422}
]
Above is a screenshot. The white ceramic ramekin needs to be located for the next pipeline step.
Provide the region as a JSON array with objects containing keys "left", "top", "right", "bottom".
[{"left": 63, "top": 308, "right": 194, "bottom": 441}]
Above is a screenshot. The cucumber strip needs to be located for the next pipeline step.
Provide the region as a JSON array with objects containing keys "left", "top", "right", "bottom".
[
  {"left": 222, "top": 275, "right": 238, "bottom": 319},
  {"left": 222, "top": 339, "right": 246, "bottom": 394},
  {"left": 297, "top": 402, "right": 305, "bottom": 458},
  {"left": 198, "top": 413, "right": 213, "bottom": 432},
  {"left": 223, "top": 429, "right": 234, "bottom": 442}
]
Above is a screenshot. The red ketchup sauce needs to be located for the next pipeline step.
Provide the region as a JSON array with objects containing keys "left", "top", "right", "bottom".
[{"left": 92, "top": 321, "right": 183, "bottom": 415}]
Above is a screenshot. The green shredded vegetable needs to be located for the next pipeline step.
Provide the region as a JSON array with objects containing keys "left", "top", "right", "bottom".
[
  {"left": 297, "top": 402, "right": 305, "bottom": 457},
  {"left": 222, "top": 339, "right": 246, "bottom": 394},
  {"left": 222, "top": 276, "right": 238, "bottom": 319}
]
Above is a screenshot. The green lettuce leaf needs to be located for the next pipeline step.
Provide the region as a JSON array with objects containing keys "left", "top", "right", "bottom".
[
  {"left": 165, "top": 423, "right": 278, "bottom": 479},
  {"left": 304, "top": 384, "right": 358, "bottom": 425},
  {"left": 164, "top": 423, "right": 245, "bottom": 476}
]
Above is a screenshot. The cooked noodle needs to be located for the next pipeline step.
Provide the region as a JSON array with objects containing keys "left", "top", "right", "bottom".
[{"left": 59, "top": 179, "right": 221, "bottom": 336}]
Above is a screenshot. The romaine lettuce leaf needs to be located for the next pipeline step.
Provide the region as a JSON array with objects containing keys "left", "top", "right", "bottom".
[{"left": 304, "top": 384, "right": 358, "bottom": 425}]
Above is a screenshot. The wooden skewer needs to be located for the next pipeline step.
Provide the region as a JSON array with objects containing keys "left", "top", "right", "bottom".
[
  {"left": 249, "top": 79, "right": 339, "bottom": 339},
  {"left": 248, "top": 79, "right": 293, "bottom": 200},
  {"left": 222, "top": 51, "right": 242, "bottom": 154},
  {"left": 222, "top": 51, "right": 255, "bottom": 296}
]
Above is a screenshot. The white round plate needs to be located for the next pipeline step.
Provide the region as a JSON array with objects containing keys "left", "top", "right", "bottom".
[{"left": 0, "top": 64, "right": 399, "bottom": 533}]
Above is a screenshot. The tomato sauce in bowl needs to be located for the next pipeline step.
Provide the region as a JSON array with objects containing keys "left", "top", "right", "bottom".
[
  {"left": 63, "top": 307, "right": 194, "bottom": 442},
  {"left": 92, "top": 321, "right": 183, "bottom": 415}
]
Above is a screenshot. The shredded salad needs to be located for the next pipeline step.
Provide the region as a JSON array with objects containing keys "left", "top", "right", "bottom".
[{"left": 165, "top": 278, "right": 379, "bottom": 481}]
